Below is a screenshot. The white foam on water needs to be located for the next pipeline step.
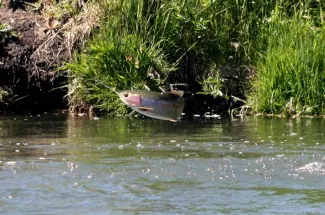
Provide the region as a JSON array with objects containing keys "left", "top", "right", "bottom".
[{"left": 296, "top": 162, "right": 325, "bottom": 175}]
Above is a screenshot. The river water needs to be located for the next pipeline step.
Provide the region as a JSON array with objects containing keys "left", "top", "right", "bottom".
[{"left": 1, "top": 114, "right": 325, "bottom": 214}]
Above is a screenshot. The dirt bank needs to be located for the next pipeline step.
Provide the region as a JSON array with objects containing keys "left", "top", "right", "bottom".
[{"left": 0, "top": 0, "right": 68, "bottom": 114}]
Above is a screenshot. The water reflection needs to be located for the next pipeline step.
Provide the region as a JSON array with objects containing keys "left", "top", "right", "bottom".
[{"left": 1, "top": 115, "right": 325, "bottom": 214}]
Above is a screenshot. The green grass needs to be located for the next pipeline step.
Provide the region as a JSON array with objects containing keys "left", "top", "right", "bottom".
[
  {"left": 65, "top": 0, "right": 266, "bottom": 114},
  {"left": 64, "top": 0, "right": 325, "bottom": 115},
  {"left": 249, "top": 3, "right": 325, "bottom": 115},
  {"left": 64, "top": 0, "right": 176, "bottom": 114}
]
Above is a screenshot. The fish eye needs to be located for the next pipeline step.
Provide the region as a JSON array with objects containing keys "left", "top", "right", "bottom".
[{"left": 123, "top": 93, "right": 128, "bottom": 97}]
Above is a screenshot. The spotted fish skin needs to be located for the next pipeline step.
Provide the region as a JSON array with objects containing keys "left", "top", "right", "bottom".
[{"left": 118, "top": 90, "right": 185, "bottom": 122}]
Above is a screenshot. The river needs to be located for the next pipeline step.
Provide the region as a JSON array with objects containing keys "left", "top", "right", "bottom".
[{"left": 1, "top": 114, "right": 325, "bottom": 214}]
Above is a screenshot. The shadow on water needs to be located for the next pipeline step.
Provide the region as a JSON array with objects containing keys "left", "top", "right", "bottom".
[{"left": 1, "top": 114, "right": 325, "bottom": 214}]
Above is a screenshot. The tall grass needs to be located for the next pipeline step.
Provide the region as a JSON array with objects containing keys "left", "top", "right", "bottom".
[
  {"left": 64, "top": 0, "right": 175, "bottom": 114},
  {"left": 66, "top": 0, "right": 269, "bottom": 114},
  {"left": 65, "top": 0, "right": 325, "bottom": 115},
  {"left": 249, "top": 1, "right": 325, "bottom": 115}
]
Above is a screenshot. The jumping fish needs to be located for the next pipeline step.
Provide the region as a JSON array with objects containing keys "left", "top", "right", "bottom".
[{"left": 118, "top": 90, "right": 185, "bottom": 122}]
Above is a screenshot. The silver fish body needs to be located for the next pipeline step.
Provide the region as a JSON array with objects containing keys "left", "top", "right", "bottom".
[{"left": 118, "top": 90, "right": 185, "bottom": 122}]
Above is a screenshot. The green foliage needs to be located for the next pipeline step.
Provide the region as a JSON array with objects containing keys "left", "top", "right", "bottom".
[
  {"left": 51, "top": 0, "right": 84, "bottom": 19},
  {"left": 249, "top": 10, "right": 325, "bottom": 115},
  {"left": 197, "top": 64, "right": 223, "bottom": 98},
  {"left": 0, "top": 24, "right": 15, "bottom": 44},
  {"left": 67, "top": 0, "right": 270, "bottom": 114},
  {"left": 65, "top": 0, "right": 175, "bottom": 114},
  {"left": 154, "top": 0, "right": 274, "bottom": 76},
  {"left": 65, "top": 0, "right": 325, "bottom": 115}
]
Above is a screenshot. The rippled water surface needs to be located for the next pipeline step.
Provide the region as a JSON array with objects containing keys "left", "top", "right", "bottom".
[{"left": 1, "top": 114, "right": 325, "bottom": 214}]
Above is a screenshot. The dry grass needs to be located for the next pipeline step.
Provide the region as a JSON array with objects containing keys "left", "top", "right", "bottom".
[
  {"left": 30, "top": 1, "right": 100, "bottom": 67},
  {"left": 60, "top": 1, "right": 101, "bottom": 59}
]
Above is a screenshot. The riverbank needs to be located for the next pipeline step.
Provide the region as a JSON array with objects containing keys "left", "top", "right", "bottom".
[
  {"left": 0, "top": 0, "right": 98, "bottom": 114},
  {"left": 1, "top": 0, "right": 325, "bottom": 117},
  {"left": 0, "top": 0, "right": 69, "bottom": 114}
]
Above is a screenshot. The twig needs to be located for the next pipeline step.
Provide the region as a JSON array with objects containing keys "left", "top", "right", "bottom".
[{"left": 231, "top": 95, "right": 246, "bottom": 104}]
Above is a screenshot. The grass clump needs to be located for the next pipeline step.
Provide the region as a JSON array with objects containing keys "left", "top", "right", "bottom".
[
  {"left": 65, "top": 0, "right": 175, "bottom": 114},
  {"left": 249, "top": 9, "right": 325, "bottom": 115}
]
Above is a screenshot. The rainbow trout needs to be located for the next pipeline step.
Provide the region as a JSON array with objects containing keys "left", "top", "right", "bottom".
[{"left": 118, "top": 90, "right": 185, "bottom": 122}]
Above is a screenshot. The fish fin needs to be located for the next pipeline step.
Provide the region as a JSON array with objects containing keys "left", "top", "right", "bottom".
[
  {"left": 170, "top": 90, "right": 184, "bottom": 97},
  {"left": 138, "top": 107, "right": 154, "bottom": 111},
  {"left": 168, "top": 119, "right": 178, "bottom": 122}
]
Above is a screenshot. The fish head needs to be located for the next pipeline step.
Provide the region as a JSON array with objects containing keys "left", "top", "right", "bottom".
[{"left": 118, "top": 90, "right": 141, "bottom": 107}]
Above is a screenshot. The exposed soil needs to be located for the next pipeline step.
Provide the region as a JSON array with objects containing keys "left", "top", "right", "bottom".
[{"left": 0, "top": 0, "right": 68, "bottom": 114}]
